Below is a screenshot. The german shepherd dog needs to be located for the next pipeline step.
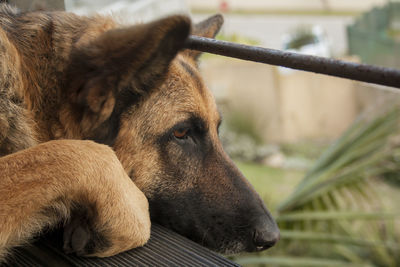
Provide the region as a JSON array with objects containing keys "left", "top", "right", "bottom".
[{"left": 0, "top": 4, "right": 279, "bottom": 261}]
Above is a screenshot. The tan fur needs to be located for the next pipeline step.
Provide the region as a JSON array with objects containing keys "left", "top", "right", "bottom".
[
  {"left": 0, "top": 140, "right": 150, "bottom": 259},
  {"left": 0, "top": 4, "right": 278, "bottom": 261},
  {"left": 0, "top": 4, "right": 190, "bottom": 261},
  {"left": 115, "top": 54, "right": 220, "bottom": 194}
]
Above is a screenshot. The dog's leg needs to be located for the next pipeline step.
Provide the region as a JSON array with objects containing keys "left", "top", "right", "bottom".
[{"left": 0, "top": 140, "right": 150, "bottom": 261}]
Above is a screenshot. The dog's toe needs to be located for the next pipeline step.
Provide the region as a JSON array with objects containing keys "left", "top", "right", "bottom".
[{"left": 63, "top": 216, "right": 95, "bottom": 256}]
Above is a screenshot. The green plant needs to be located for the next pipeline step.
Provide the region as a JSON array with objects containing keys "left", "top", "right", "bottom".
[
  {"left": 236, "top": 106, "right": 400, "bottom": 266},
  {"left": 216, "top": 33, "right": 260, "bottom": 46},
  {"left": 219, "top": 110, "right": 267, "bottom": 162},
  {"left": 224, "top": 110, "right": 263, "bottom": 144},
  {"left": 285, "top": 30, "right": 318, "bottom": 50}
]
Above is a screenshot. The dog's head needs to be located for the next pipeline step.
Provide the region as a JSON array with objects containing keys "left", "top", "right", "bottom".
[{"left": 66, "top": 14, "right": 279, "bottom": 254}]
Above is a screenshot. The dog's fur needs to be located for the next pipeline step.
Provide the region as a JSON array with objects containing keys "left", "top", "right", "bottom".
[{"left": 0, "top": 4, "right": 279, "bottom": 261}]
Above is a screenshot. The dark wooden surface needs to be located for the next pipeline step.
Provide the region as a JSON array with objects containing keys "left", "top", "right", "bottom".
[{"left": 3, "top": 224, "right": 240, "bottom": 267}]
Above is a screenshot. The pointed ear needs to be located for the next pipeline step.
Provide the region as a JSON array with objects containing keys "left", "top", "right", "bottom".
[
  {"left": 184, "top": 14, "right": 223, "bottom": 60},
  {"left": 67, "top": 15, "right": 191, "bottom": 126}
]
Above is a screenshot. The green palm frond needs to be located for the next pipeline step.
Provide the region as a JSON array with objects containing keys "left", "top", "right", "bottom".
[
  {"left": 269, "top": 106, "right": 400, "bottom": 266},
  {"left": 276, "top": 211, "right": 400, "bottom": 221},
  {"left": 278, "top": 107, "right": 400, "bottom": 213},
  {"left": 280, "top": 230, "right": 399, "bottom": 249}
]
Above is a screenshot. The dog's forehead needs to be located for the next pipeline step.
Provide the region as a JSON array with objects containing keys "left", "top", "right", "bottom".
[
  {"left": 142, "top": 56, "right": 219, "bottom": 128},
  {"left": 121, "top": 55, "right": 220, "bottom": 136},
  {"left": 173, "top": 55, "right": 217, "bottom": 108},
  {"left": 167, "top": 56, "right": 219, "bottom": 123}
]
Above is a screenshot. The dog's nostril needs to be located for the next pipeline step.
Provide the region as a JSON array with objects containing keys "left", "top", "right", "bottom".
[
  {"left": 252, "top": 220, "right": 280, "bottom": 251},
  {"left": 253, "top": 229, "right": 280, "bottom": 251}
]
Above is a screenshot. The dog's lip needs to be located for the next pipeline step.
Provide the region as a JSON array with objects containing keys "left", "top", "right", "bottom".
[{"left": 254, "top": 243, "right": 274, "bottom": 252}]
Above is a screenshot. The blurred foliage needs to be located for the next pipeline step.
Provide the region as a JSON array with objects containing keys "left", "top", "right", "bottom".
[
  {"left": 284, "top": 27, "right": 319, "bottom": 49},
  {"left": 216, "top": 33, "right": 260, "bottom": 46},
  {"left": 235, "top": 161, "right": 304, "bottom": 213},
  {"left": 219, "top": 110, "right": 272, "bottom": 162},
  {"left": 235, "top": 105, "right": 400, "bottom": 266},
  {"left": 280, "top": 141, "right": 329, "bottom": 161},
  {"left": 223, "top": 110, "right": 263, "bottom": 144},
  {"left": 387, "top": 29, "right": 400, "bottom": 40}
]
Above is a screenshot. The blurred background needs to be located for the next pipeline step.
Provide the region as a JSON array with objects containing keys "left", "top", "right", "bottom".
[{"left": 31, "top": 0, "right": 400, "bottom": 265}]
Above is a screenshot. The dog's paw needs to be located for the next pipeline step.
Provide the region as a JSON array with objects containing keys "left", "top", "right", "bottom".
[
  {"left": 63, "top": 213, "right": 109, "bottom": 256},
  {"left": 62, "top": 197, "right": 150, "bottom": 257},
  {"left": 63, "top": 217, "right": 90, "bottom": 255},
  {"left": 60, "top": 146, "right": 151, "bottom": 257}
]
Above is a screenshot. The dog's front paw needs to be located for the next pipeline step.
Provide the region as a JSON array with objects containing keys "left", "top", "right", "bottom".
[
  {"left": 62, "top": 202, "right": 151, "bottom": 258},
  {"left": 61, "top": 143, "right": 151, "bottom": 257},
  {"left": 63, "top": 211, "right": 109, "bottom": 256}
]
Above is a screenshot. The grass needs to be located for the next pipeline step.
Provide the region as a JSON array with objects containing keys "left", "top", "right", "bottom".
[
  {"left": 280, "top": 141, "right": 329, "bottom": 161},
  {"left": 235, "top": 161, "right": 305, "bottom": 214}
]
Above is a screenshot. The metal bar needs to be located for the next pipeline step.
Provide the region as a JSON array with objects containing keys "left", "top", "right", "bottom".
[{"left": 184, "top": 36, "right": 400, "bottom": 89}]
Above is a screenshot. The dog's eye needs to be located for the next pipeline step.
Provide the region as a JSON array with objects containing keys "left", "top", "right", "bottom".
[{"left": 173, "top": 129, "right": 189, "bottom": 139}]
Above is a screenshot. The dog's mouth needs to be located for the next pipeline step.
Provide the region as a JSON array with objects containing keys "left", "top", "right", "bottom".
[
  {"left": 213, "top": 241, "right": 247, "bottom": 255},
  {"left": 181, "top": 226, "right": 278, "bottom": 255},
  {"left": 197, "top": 223, "right": 279, "bottom": 255},
  {"left": 149, "top": 201, "right": 279, "bottom": 254}
]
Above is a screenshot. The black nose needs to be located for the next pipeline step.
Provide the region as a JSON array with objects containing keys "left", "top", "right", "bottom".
[{"left": 251, "top": 216, "right": 280, "bottom": 251}]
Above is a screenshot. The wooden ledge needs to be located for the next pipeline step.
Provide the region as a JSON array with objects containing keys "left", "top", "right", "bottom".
[{"left": 4, "top": 224, "right": 239, "bottom": 267}]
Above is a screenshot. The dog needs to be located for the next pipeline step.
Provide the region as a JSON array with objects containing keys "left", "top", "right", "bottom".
[{"left": 0, "top": 3, "right": 279, "bottom": 261}]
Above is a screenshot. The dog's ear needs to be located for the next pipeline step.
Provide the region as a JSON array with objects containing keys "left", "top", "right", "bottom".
[
  {"left": 67, "top": 15, "right": 191, "bottom": 123},
  {"left": 184, "top": 14, "right": 223, "bottom": 60}
]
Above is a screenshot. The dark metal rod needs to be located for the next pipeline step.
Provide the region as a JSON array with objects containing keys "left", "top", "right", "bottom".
[{"left": 184, "top": 36, "right": 400, "bottom": 89}]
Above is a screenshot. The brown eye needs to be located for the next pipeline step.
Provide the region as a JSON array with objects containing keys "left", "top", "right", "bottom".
[{"left": 173, "top": 129, "right": 188, "bottom": 139}]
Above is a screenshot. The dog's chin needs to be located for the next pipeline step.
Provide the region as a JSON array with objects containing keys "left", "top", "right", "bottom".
[
  {"left": 215, "top": 243, "right": 246, "bottom": 255},
  {"left": 203, "top": 239, "right": 249, "bottom": 255},
  {"left": 207, "top": 238, "right": 275, "bottom": 255}
]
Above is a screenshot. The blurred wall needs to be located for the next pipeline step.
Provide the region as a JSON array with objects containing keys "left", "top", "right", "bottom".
[
  {"left": 200, "top": 57, "right": 399, "bottom": 143},
  {"left": 193, "top": 13, "right": 354, "bottom": 59},
  {"left": 65, "top": 0, "right": 189, "bottom": 23},
  {"left": 189, "top": 0, "right": 387, "bottom": 13}
]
